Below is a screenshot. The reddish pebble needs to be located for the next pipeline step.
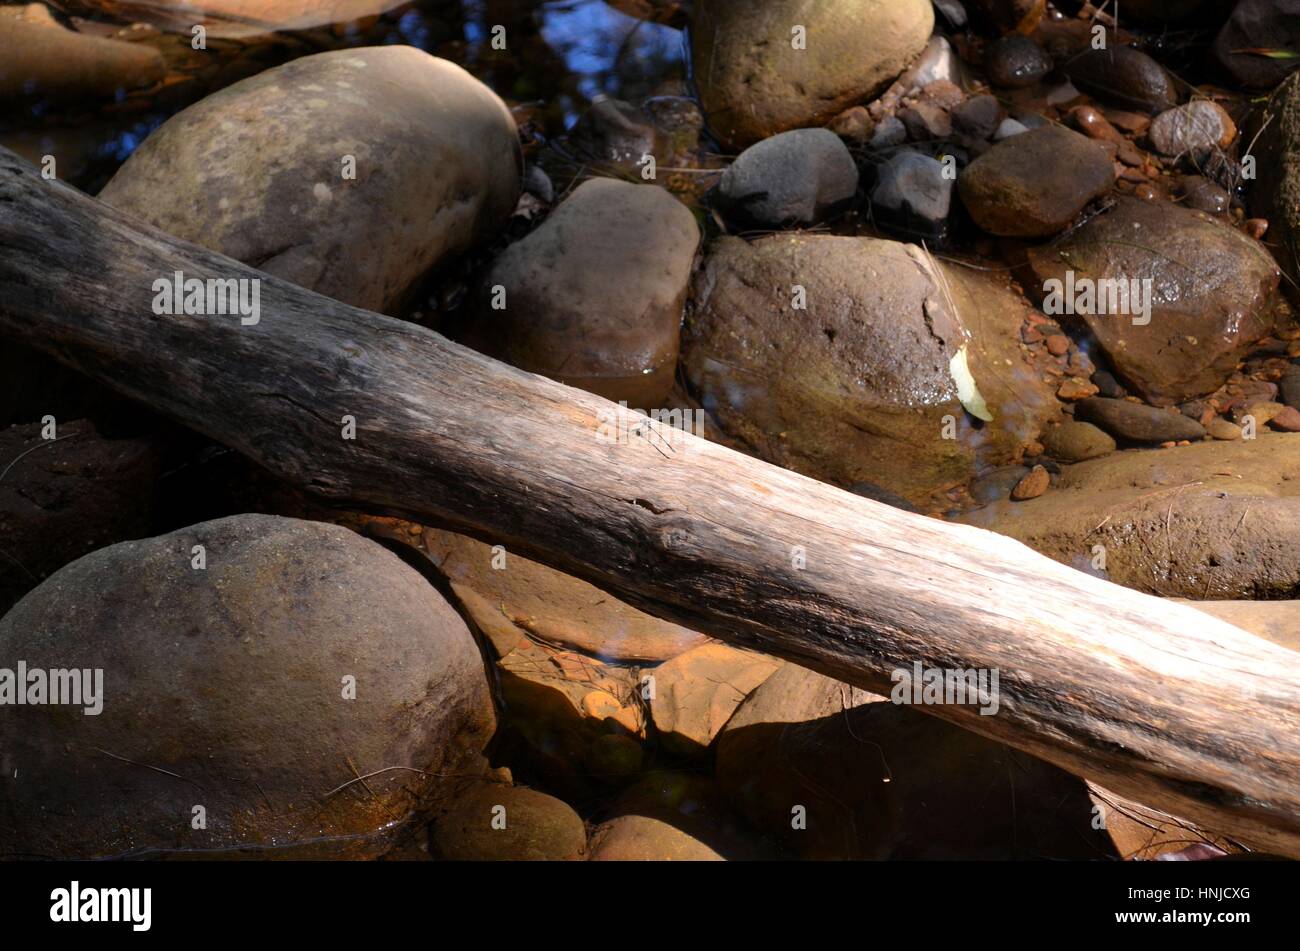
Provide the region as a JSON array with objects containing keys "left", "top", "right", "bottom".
[
  {"left": 1270, "top": 405, "right": 1300, "bottom": 431},
  {"left": 1070, "top": 105, "right": 1122, "bottom": 142},
  {"left": 1045, "top": 333, "right": 1070, "bottom": 356},
  {"left": 1245, "top": 218, "right": 1270, "bottom": 240},
  {"left": 1011, "top": 465, "right": 1050, "bottom": 501},
  {"left": 1135, "top": 184, "right": 1158, "bottom": 201},
  {"left": 1057, "top": 377, "right": 1099, "bottom": 400}
]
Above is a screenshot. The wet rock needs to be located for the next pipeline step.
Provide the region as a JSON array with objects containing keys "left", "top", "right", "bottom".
[
  {"left": 715, "top": 129, "right": 859, "bottom": 228},
  {"left": 420, "top": 526, "right": 704, "bottom": 663},
  {"left": 850, "top": 481, "right": 923, "bottom": 511},
  {"left": 0, "top": 515, "right": 497, "bottom": 859},
  {"left": 1181, "top": 175, "right": 1230, "bottom": 214},
  {"left": 1063, "top": 46, "right": 1178, "bottom": 113},
  {"left": 100, "top": 48, "right": 520, "bottom": 315},
  {"left": 896, "top": 35, "right": 964, "bottom": 94},
  {"left": 1092, "top": 369, "right": 1126, "bottom": 399},
  {"left": 1041, "top": 420, "right": 1116, "bottom": 462},
  {"left": 0, "top": 420, "right": 163, "bottom": 617},
  {"left": 1074, "top": 397, "right": 1206, "bottom": 443},
  {"left": 1011, "top": 464, "right": 1050, "bottom": 499},
  {"left": 1057, "top": 377, "right": 1100, "bottom": 401},
  {"left": 970, "top": 465, "right": 1029, "bottom": 503},
  {"left": 951, "top": 94, "right": 1004, "bottom": 139},
  {"left": 693, "top": 0, "right": 934, "bottom": 147},
  {"left": 958, "top": 125, "right": 1115, "bottom": 237},
  {"left": 429, "top": 784, "right": 586, "bottom": 860},
  {"left": 1027, "top": 197, "right": 1280, "bottom": 404},
  {"left": 716, "top": 662, "right": 1104, "bottom": 860},
  {"left": 1215, "top": 0, "right": 1300, "bottom": 89},
  {"left": 492, "top": 637, "right": 646, "bottom": 798},
  {"left": 682, "top": 235, "right": 1062, "bottom": 503},
  {"left": 649, "top": 644, "right": 781, "bottom": 756},
  {"left": 1148, "top": 101, "right": 1237, "bottom": 159},
  {"left": 870, "top": 150, "right": 954, "bottom": 243},
  {"left": 985, "top": 35, "right": 1052, "bottom": 88},
  {"left": 960, "top": 437, "right": 1300, "bottom": 598},
  {"left": 1206, "top": 416, "right": 1244, "bottom": 440},
  {"left": 0, "top": 4, "right": 165, "bottom": 106},
  {"left": 569, "top": 98, "right": 657, "bottom": 165},
  {"left": 468, "top": 178, "right": 699, "bottom": 407}
]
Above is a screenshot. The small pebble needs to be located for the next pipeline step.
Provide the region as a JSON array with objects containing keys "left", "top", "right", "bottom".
[{"left": 1011, "top": 465, "right": 1050, "bottom": 501}]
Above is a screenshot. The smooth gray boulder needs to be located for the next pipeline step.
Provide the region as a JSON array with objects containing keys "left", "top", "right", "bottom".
[
  {"left": 100, "top": 47, "right": 521, "bottom": 315},
  {"left": 0, "top": 514, "right": 497, "bottom": 859}
]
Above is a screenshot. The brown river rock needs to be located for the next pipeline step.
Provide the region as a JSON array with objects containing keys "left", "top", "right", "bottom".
[
  {"left": 1028, "top": 197, "right": 1280, "bottom": 405},
  {"left": 692, "top": 0, "right": 933, "bottom": 148},
  {"left": 100, "top": 47, "right": 521, "bottom": 315},
  {"left": 420, "top": 525, "right": 706, "bottom": 664},
  {"left": 0, "top": 515, "right": 497, "bottom": 859},
  {"left": 683, "top": 234, "right": 1061, "bottom": 504},
  {"left": 0, "top": 4, "right": 165, "bottom": 105},
  {"left": 961, "top": 436, "right": 1300, "bottom": 599},
  {"left": 958, "top": 125, "right": 1115, "bottom": 237},
  {"left": 467, "top": 178, "right": 699, "bottom": 407}
]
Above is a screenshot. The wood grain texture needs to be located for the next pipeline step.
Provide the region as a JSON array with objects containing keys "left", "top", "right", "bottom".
[{"left": 1, "top": 147, "right": 1298, "bottom": 854}]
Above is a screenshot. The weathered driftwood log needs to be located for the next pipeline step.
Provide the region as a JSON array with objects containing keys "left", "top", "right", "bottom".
[{"left": 1, "top": 147, "right": 1298, "bottom": 854}]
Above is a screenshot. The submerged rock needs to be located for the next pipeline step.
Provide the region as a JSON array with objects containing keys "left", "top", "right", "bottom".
[
  {"left": 1041, "top": 420, "right": 1116, "bottom": 462},
  {"left": 430, "top": 784, "right": 587, "bottom": 861},
  {"left": 649, "top": 644, "right": 781, "bottom": 756},
  {"left": 420, "top": 525, "right": 706, "bottom": 664},
  {"left": 1074, "top": 398, "right": 1207, "bottom": 444},
  {"left": 692, "top": 0, "right": 933, "bottom": 147},
  {"left": 715, "top": 663, "right": 1105, "bottom": 860},
  {"left": 100, "top": 47, "right": 521, "bottom": 315},
  {"left": 0, "top": 515, "right": 497, "bottom": 859},
  {"left": 467, "top": 178, "right": 699, "bottom": 407}
]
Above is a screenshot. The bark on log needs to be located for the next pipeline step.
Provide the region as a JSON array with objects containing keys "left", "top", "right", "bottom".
[{"left": 1, "top": 147, "right": 1299, "bottom": 855}]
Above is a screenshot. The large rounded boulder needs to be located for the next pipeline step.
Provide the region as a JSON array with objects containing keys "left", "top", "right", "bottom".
[
  {"left": 99, "top": 47, "right": 521, "bottom": 315},
  {"left": 693, "top": 0, "right": 933, "bottom": 148},
  {"left": 682, "top": 234, "right": 1062, "bottom": 504},
  {"left": 0, "top": 514, "right": 497, "bottom": 859}
]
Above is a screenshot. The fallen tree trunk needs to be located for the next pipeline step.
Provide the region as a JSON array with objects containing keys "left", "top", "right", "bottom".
[{"left": 2, "top": 147, "right": 1299, "bottom": 855}]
